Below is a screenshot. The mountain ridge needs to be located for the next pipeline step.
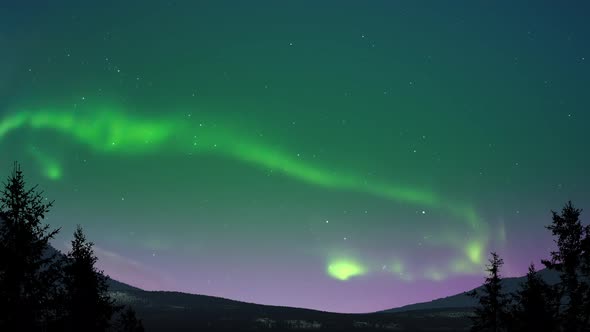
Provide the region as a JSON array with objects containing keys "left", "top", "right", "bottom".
[{"left": 380, "top": 268, "right": 561, "bottom": 313}]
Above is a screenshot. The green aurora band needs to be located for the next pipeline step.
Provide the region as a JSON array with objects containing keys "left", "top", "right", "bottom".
[
  {"left": 28, "top": 146, "right": 63, "bottom": 181},
  {"left": 0, "top": 107, "right": 490, "bottom": 280},
  {"left": 327, "top": 259, "right": 366, "bottom": 281}
]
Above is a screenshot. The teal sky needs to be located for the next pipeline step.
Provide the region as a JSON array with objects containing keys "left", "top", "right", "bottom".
[{"left": 1, "top": 1, "right": 589, "bottom": 313}]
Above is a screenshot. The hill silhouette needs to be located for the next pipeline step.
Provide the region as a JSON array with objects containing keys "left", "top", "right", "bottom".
[
  {"left": 381, "top": 268, "right": 561, "bottom": 314},
  {"left": 99, "top": 266, "right": 567, "bottom": 330},
  {"left": 101, "top": 269, "right": 560, "bottom": 331}
]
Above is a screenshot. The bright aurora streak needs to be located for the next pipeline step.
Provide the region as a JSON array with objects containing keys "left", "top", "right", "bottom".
[{"left": 0, "top": 108, "right": 489, "bottom": 274}]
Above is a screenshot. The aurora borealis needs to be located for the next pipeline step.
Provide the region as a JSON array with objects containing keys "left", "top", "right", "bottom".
[{"left": 1, "top": 1, "right": 589, "bottom": 313}]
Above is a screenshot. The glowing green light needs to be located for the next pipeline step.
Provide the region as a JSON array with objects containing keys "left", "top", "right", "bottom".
[
  {"left": 390, "top": 259, "right": 404, "bottom": 274},
  {"left": 466, "top": 241, "right": 483, "bottom": 264},
  {"left": 327, "top": 259, "right": 366, "bottom": 281},
  {"left": 28, "top": 146, "right": 62, "bottom": 181},
  {"left": 45, "top": 164, "right": 62, "bottom": 180}
]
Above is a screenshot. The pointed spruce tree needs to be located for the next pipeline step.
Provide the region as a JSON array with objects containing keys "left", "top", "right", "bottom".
[
  {"left": 469, "top": 252, "right": 510, "bottom": 332},
  {"left": 510, "top": 264, "right": 559, "bottom": 332},
  {"left": 0, "top": 162, "right": 61, "bottom": 330},
  {"left": 581, "top": 223, "right": 590, "bottom": 329},
  {"left": 62, "top": 225, "right": 119, "bottom": 332},
  {"left": 541, "top": 201, "right": 588, "bottom": 331}
]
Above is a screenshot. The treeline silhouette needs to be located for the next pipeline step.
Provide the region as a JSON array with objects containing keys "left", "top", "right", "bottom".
[
  {"left": 0, "top": 163, "right": 144, "bottom": 332},
  {"left": 470, "top": 201, "right": 590, "bottom": 332}
]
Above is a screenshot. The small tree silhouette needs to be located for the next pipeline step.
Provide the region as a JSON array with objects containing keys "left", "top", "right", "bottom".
[
  {"left": 62, "top": 225, "right": 119, "bottom": 332},
  {"left": 581, "top": 223, "right": 590, "bottom": 328},
  {"left": 510, "top": 264, "right": 559, "bottom": 332},
  {"left": 541, "top": 201, "right": 588, "bottom": 331},
  {"left": 468, "top": 252, "right": 510, "bottom": 332},
  {"left": 0, "top": 162, "right": 61, "bottom": 330},
  {"left": 116, "top": 306, "right": 145, "bottom": 332}
]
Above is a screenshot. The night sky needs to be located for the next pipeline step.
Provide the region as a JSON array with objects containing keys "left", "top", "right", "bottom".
[{"left": 1, "top": 1, "right": 589, "bottom": 313}]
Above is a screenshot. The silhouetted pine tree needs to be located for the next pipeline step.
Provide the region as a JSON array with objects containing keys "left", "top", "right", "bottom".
[
  {"left": 579, "top": 223, "right": 590, "bottom": 330},
  {"left": 510, "top": 264, "right": 559, "bottom": 332},
  {"left": 0, "top": 162, "right": 61, "bottom": 330},
  {"left": 469, "top": 252, "right": 510, "bottom": 332},
  {"left": 62, "top": 225, "right": 119, "bottom": 332},
  {"left": 115, "top": 306, "right": 145, "bottom": 332},
  {"left": 542, "top": 201, "right": 588, "bottom": 331}
]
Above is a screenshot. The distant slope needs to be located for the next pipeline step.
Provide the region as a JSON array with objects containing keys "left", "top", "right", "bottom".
[
  {"left": 382, "top": 268, "right": 561, "bottom": 313},
  {"left": 106, "top": 277, "right": 142, "bottom": 292},
  {"left": 44, "top": 243, "right": 142, "bottom": 292},
  {"left": 109, "top": 289, "right": 474, "bottom": 331}
]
